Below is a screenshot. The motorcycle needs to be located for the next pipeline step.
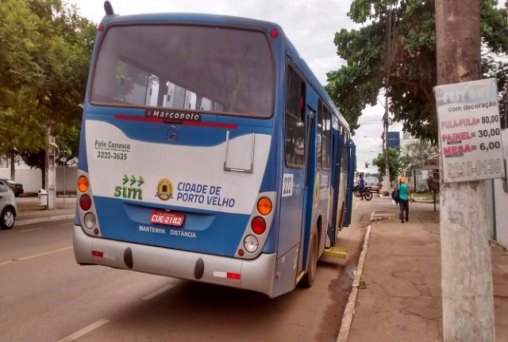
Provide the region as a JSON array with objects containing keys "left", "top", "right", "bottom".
[{"left": 353, "top": 185, "right": 373, "bottom": 201}]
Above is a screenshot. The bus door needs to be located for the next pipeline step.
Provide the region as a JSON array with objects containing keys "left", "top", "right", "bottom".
[
  {"left": 343, "top": 142, "right": 356, "bottom": 227},
  {"left": 298, "top": 106, "right": 317, "bottom": 275},
  {"left": 329, "top": 126, "right": 343, "bottom": 245}
]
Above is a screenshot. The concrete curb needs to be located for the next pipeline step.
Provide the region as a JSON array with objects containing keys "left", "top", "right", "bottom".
[
  {"left": 16, "top": 215, "right": 75, "bottom": 227},
  {"left": 336, "top": 219, "right": 373, "bottom": 342}
]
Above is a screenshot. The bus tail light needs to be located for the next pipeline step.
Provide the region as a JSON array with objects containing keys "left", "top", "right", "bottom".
[
  {"left": 80, "top": 194, "right": 92, "bottom": 211},
  {"left": 77, "top": 176, "right": 89, "bottom": 193},
  {"left": 77, "top": 171, "right": 101, "bottom": 237},
  {"left": 243, "top": 235, "right": 259, "bottom": 253},
  {"left": 235, "top": 192, "right": 275, "bottom": 259},
  {"left": 251, "top": 216, "right": 266, "bottom": 235},
  {"left": 257, "top": 197, "right": 272, "bottom": 216},
  {"left": 83, "top": 212, "right": 96, "bottom": 229}
]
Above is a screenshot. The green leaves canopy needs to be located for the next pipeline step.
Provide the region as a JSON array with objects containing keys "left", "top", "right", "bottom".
[
  {"left": 0, "top": 0, "right": 95, "bottom": 161},
  {"left": 398, "top": 139, "right": 439, "bottom": 172},
  {"left": 372, "top": 147, "right": 400, "bottom": 182},
  {"left": 326, "top": 0, "right": 507, "bottom": 140}
]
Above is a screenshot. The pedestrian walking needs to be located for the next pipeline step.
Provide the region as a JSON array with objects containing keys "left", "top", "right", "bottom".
[
  {"left": 397, "top": 176, "right": 411, "bottom": 223},
  {"left": 358, "top": 173, "right": 366, "bottom": 200}
]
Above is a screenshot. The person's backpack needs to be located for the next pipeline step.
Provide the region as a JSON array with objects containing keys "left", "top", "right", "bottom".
[{"left": 391, "top": 186, "right": 400, "bottom": 203}]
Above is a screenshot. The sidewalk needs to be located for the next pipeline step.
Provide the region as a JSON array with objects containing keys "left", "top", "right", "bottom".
[
  {"left": 15, "top": 196, "right": 76, "bottom": 226},
  {"left": 341, "top": 199, "right": 508, "bottom": 341}
]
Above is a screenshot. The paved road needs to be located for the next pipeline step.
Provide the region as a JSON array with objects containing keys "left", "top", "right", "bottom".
[{"left": 0, "top": 198, "right": 374, "bottom": 341}]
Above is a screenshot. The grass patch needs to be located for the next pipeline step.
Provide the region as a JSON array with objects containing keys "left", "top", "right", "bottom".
[{"left": 413, "top": 191, "right": 439, "bottom": 202}]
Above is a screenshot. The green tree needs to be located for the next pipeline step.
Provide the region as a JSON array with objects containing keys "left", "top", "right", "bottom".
[
  {"left": 0, "top": 0, "right": 95, "bottom": 182},
  {"left": 372, "top": 148, "right": 400, "bottom": 183},
  {"left": 326, "top": 0, "right": 507, "bottom": 140},
  {"left": 0, "top": 0, "right": 47, "bottom": 176},
  {"left": 398, "top": 139, "right": 438, "bottom": 190},
  {"left": 399, "top": 139, "right": 438, "bottom": 171}
]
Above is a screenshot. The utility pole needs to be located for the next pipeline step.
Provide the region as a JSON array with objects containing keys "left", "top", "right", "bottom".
[
  {"left": 383, "top": 103, "right": 390, "bottom": 191},
  {"left": 435, "top": 1, "right": 495, "bottom": 341},
  {"left": 382, "top": 4, "right": 395, "bottom": 192}
]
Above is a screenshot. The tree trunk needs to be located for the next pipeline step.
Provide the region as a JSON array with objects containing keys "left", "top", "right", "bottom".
[
  {"left": 41, "top": 149, "right": 46, "bottom": 189},
  {"left": 41, "top": 167, "right": 46, "bottom": 189},
  {"left": 435, "top": 0, "right": 495, "bottom": 341},
  {"left": 10, "top": 151, "right": 15, "bottom": 180}
]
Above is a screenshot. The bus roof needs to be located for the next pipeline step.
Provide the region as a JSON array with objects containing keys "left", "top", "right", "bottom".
[
  {"left": 101, "top": 12, "right": 281, "bottom": 33},
  {"left": 100, "top": 12, "right": 350, "bottom": 131}
]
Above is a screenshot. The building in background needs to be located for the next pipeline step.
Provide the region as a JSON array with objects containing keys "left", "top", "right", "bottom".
[{"left": 0, "top": 155, "right": 77, "bottom": 194}]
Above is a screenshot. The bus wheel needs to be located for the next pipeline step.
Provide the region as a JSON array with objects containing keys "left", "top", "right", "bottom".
[{"left": 302, "top": 233, "right": 318, "bottom": 288}]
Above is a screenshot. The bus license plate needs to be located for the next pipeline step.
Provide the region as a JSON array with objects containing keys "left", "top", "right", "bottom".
[{"left": 150, "top": 210, "right": 185, "bottom": 227}]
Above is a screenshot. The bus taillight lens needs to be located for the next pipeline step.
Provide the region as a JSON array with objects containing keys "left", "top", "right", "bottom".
[
  {"left": 251, "top": 216, "right": 266, "bottom": 235},
  {"left": 77, "top": 176, "right": 89, "bottom": 193},
  {"left": 244, "top": 235, "right": 259, "bottom": 253},
  {"left": 83, "top": 212, "right": 96, "bottom": 229},
  {"left": 80, "top": 194, "right": 92, "bottom": 211},
  {"left": 257, "top": 197, "right": 272, "bottom": 216}
]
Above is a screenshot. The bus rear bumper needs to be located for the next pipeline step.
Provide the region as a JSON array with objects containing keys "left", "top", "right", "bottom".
[{"left": 73, "top": 225, "right": 278, "bottom": 297}]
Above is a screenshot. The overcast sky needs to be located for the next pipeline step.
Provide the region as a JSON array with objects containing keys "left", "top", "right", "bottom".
[{"left": 69, "top": 0, "right": 403, "bottom": 172}]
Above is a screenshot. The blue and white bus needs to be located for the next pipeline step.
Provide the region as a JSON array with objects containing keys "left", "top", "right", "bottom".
[{"left": 74, "top": 5, "right": 355, "bottom": 298}]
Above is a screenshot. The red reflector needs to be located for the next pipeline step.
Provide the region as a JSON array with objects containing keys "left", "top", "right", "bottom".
[
  {"left": 79, "top": 194, "right": 92, "bottom": 211},
  {"left": 97, "top": 23, "right": 105, "bottom": 32},
  {"left": 92, "top": 250, "right": 103, "bottom": 258},
  {"left": 227, "top": 272, "right": 241, "bottom": 280},
  {"left": 251, "top": 216, "right": 266, "bottom": 235},
  {"left": 270, "top": 28, "right": 278, "bottom": 38}
]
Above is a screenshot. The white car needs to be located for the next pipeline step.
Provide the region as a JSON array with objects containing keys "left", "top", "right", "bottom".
[
  {"left": 365, "top": 176, "right": 381, "bottom": 193},
  {"left": 0, "top": 179, "right": 17, "bottom": 229}
]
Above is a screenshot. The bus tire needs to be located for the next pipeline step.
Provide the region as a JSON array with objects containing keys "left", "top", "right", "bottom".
[{"left": 301, "top": 233, "right": 318, "bottom": 288}]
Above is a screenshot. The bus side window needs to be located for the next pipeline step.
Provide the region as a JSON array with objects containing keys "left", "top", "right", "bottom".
[
  {"left": 319, "top": 104, "right": 331, "bottom": 170},
  {"left": 341, "top": 129, "right": 349, "bottom": 172},
  {"left": 285, "top": 65, "right": 305, "bottom": 169},
  {"left": 317, "top": 101, "right": 323, "bottom": 170}
]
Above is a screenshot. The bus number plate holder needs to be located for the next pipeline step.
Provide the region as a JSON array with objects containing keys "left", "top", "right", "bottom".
[{"left": 150, "top": 210, "right": 185, "bottom": 227}]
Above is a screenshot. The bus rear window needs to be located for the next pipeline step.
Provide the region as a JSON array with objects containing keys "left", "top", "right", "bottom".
[{"left": 91, "top": 25, "right": 274, "bottom": 117}]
